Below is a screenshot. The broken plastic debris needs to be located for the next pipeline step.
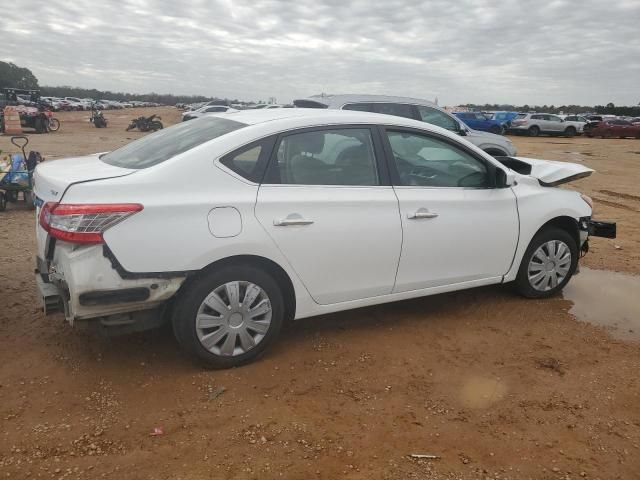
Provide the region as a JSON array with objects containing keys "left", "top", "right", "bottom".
[
  {"left": 149, "top": 427, "right": 164, "bottom": 436},
  {"left": 409, "top": 453, "right": 441, "bottom": 459}
]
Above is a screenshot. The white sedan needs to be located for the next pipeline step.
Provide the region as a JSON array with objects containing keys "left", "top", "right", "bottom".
[{"left": 33, "top": 109, "right": 615, "bottom": 368}]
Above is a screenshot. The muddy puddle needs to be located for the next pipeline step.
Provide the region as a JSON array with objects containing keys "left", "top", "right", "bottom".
[{"left": 563, "top": 267, "right": 640, "bottom": 340}]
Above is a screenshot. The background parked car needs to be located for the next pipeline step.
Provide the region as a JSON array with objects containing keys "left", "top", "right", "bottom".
[
  {"left": 182, "top": 105, "right": 237, "bottom": 121},
  {"left": 293, "top": 94, "right": 517, "bottom": 157},
  {"left": 586, "top": 119, "right": 640, "bottom": 138},
  {"left": 508, "top": 113, "right": 581, "bottom": 137},
  {"left": 454, "top": 111, "right": 506, "bottom": 134}
]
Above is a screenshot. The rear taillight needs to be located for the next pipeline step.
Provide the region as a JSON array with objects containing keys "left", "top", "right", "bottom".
[{"left": 39, "top": 203, "right": 143, "bottom": 244}]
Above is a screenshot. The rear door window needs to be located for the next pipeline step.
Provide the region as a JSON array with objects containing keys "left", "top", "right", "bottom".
[
  {"left": 343, "top": 103, "right": 375, "bottom": 112},
  {"left": 372, "top": 103, "right": 416, "bottom": 119},
  {"left": 266, "top": 128, "right": 380, "bottom": 186}
]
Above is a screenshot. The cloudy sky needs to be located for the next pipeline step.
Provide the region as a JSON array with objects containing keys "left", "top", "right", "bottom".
[{"left": 1, "top": 0, "right": 639, "bottom": 106}]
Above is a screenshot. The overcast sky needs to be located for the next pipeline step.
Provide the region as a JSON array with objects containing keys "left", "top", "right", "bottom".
[{"left": 1, "top": 0, "right": 639, "bottom": 106}]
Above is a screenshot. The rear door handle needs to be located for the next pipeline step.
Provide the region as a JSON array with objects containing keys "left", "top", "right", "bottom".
[
  {"left": 273, "top": 214, "right": 314, "bottom": 226},
  {"left": 408, "top": 209, "right": 439, "bottom": 220}
]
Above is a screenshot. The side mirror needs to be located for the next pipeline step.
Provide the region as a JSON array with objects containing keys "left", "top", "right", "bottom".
[
  {"left": 457, "top": 124, "right": 467, "bottom": 136},
  {"left": 496, "top": 168, "right": 516, "bottom": 188}
]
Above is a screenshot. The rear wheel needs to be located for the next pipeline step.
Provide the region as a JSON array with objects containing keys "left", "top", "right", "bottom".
[
  {"left": 490, "top": 124, "right": 503, "bottom": 135},
  {"left": 48, "top": 118, "right": 60, "bottom": 132},
  {"left": 172, "top": 264, "right": 285, "bottom": 368},
  {"left": 528, "top": 126, "right": 540, "bottom": 137},
  {"left": 515, "top": 226, "right": 578, "bottom": 298},
  {"left": 603, "top": 130, "right": 612, "bottom": 139},
  {"left": 0, "top": 192, "right": 6, "bottom": 211}
]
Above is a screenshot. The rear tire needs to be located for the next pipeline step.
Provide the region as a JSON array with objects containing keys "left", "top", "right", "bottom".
[
  {"left": 0, "top": 192, "right": 6, "bottom": 211},
  {"left": 528, "top": 126, "right": 540, "bottom": 137},
  {"left": 515, "top": 226, "right": 578, "bottom": 298},
  {"left": 48, "top": 118, "right": 60, "bottom": 132},
  {"left": 172, "top": 264, "right": 285, "bottom": 369},
  {"left": 490, "top": 125, "right": 503, "bottom": 135}
]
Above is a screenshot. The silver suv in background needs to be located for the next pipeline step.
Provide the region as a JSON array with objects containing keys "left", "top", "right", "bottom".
[
  {"left": 508, "top": 113, "right": 582, "bottom": 137},
  {"left": 293, "top": 94, "right": 517, "bottom": 157}
]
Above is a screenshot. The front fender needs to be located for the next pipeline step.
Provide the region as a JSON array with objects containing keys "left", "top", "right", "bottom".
[{"left": 503, "top": 178, "right": 591, "bottom": 282}]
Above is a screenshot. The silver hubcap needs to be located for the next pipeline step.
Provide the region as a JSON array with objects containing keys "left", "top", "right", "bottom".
[
  {"left": 527, "top": 240, "right": 572, "bottom": 291},
  {"left": 196, "top": 281, "right": 272, "bottom": 357}
]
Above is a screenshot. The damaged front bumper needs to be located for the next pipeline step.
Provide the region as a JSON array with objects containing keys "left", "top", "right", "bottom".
[
  {"left": 35, "top": 242, "right": 186, "bottom": 332},
  {"left": 578, "top": 217, "right": 617, "bottom": 258}
]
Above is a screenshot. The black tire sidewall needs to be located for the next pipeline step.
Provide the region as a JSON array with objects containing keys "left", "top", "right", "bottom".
[
  {"left": 515, "top": 226, "right": 578, "bottom": 298},
  {"left": 173, "top": 265, "right": 285, "bottom": 368},
  {"left": 529, "top": 126, "right": 540, "bottom": 137}
]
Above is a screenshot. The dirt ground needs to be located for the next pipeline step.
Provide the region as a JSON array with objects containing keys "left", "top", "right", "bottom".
[{"left": 0, "top": 108, "right": 639, "bottom": 480}]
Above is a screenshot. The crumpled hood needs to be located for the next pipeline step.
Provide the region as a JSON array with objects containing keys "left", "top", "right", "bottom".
[{"left": 499, "top": 156, "right": 594, "bottom": 186}]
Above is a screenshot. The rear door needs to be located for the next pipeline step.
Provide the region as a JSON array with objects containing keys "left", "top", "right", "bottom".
[
  {"left": 546, "top": 115, "right": 565, "bottom": 132},
  {"left": 255, "top": 126, "right": 402, "bottom": 305}
]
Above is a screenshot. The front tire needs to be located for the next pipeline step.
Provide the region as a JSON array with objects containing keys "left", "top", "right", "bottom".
[
  {"left": 515, "top": 226, "right": 578, "bottom": 298},
  {"left": 564, "top": 127, "right": 576, "bottom": 137},
  {"left": 172, "top": 265, "right": 285, "bottom": 368},
  {"left": 490, "top": 124, "right": 503, "bottom": 135}
]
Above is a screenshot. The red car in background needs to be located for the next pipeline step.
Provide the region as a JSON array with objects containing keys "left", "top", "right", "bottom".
[{"left": 586, "top": 119, "right": 640, "bottom": 138}]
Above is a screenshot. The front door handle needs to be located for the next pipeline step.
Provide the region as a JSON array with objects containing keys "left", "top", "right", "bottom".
[
  {"left": 273, "top": 214, "right": 314, "bottom": 226},
  {"left": 408, "top": 209, "right": 439, "bottom": 220}
]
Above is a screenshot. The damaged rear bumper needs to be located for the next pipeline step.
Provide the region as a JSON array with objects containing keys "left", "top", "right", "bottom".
[{"left": 35, "top": 242, "right": 186, "bottom": 331}]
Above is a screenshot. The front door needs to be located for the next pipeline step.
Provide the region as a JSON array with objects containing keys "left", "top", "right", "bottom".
[
  {"left": 380, "top": 127, "right": 519, "bottom": 292},
  {"left": 255, "top": 126, "right": 402, "bottom": 305}
]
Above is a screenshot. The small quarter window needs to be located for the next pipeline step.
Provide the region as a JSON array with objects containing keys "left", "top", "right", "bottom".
[{"left": 220, "top": 138, "right": 273, "bottom": 182}]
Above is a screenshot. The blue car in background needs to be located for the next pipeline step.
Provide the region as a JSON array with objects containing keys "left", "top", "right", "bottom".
[
  {"left": 454, "top": 111, "right": 508, "bottom": 135},
  {"left": 491, "top": 111, "right": 520, "bottom": 127}
]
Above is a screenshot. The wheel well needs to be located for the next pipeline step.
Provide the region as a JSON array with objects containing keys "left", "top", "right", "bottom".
[
  {"left": 537, "top": 216, "right": 580, "bottom": 248},
  {"left": 181, "top": 255, "right": 296, "bottom": 323}
]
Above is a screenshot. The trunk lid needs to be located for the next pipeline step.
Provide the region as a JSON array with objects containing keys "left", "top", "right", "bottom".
[
  {"left": 33, "top": 154, "right": 136, "bottom": 262},
  {"left": 497, "top": 156, "right": 593, "bottom": 186},
  {"left": 33, "top": 154, "right": 135, "bottom": 203}
]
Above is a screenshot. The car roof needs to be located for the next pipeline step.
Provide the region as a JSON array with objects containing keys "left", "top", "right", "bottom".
[
  {"left": 293, "top": 94, "right": 438, "bottom": 109},
  {"left": 210, "top": 107, "right": 453, "bottom": 135}
]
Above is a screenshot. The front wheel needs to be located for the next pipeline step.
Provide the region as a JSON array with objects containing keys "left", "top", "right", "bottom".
[
  {"left": 515, "top": 226, "right": 578, "bottom": 298},
  {"left": 0, "top": 192, "right": 6, "bottom": 211},
  {"left": 564, "top": 127, "right": 576, "bottom": 138},
  {"left": 48, "top": 118, "right": 60, "bottom": 132},
  {"left": 172, "top": 265, "right": 285, "bottom": 368}
]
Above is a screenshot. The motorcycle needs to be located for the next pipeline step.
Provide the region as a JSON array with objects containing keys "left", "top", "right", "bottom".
[
  {"left": 126, "top": 114, "right": 163, "bottom": 132},
  {"left": 90, "top": 104, "right": 108, "bottom": 128}
]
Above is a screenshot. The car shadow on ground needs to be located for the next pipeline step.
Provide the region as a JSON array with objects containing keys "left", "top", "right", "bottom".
[{"left": 77, "top": 283, "right": 538, "bottom": 371}]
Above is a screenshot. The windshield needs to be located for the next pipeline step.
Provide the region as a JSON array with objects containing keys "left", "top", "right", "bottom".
[{"left": 101, "top": 116, "right": 247, "bottom": 169}]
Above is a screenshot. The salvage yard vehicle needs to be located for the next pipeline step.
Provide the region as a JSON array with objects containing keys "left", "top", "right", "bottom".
[
  {"left": 454, "top": 111, "right": 506, "bottom": 135},
  {"left": 508, "top": 113, "right": 582, "bottom": 137},
  {"left": 182, "top": 105, "right": 237, "bottom": 121},
  {"left": 126, "top": 114, "right": 163, "bottom": 132},
  {"left": 293, "top": 94, "right": 518, "bottom": 158},
  {"left": 586, "top": 119, "right": 640, "bottom": 139},
  {"left": 33, "top": 109, "right": 616, "bottom": 368}
]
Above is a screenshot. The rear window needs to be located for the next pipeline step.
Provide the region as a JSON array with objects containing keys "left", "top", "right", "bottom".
[
  {"left": 293, "top": 100, "right": 328, "bottom": 109},
  {"left": 101, "top": 117, "right": 247, "bottom": 169},
  {"left": 516, "top": 113, "right": 527, "bottom": 119}
]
